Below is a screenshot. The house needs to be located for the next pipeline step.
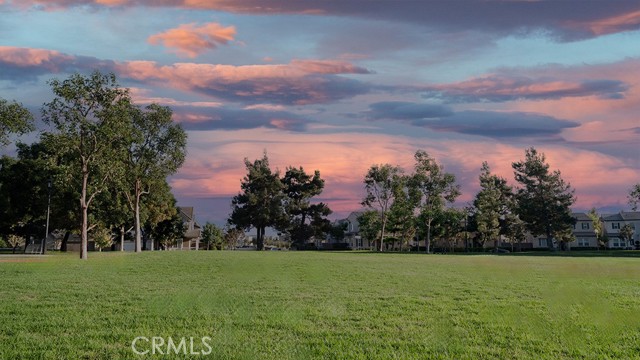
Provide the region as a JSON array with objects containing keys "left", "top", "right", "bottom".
[
  {"left": 176, "top": 206, "right": 202, "bottom": 250},
  {"left": 602, "top": 211, "right": 639, "bottom": 249},
  {"left": 569, "top": 212, "right": 599, "bottom": 248},
  {"left": 340, "top": 211, "right": 375, "bottom": 250}
]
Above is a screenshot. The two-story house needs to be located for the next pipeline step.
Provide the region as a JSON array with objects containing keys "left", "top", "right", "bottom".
[{"left": 602, "top": 212, "right": 639, "bottom": 249}]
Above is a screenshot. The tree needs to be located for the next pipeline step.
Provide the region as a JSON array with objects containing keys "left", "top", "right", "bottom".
[
  {"left": 92, "top": 226, "right": 114, "bottom": 252},
  {"left": 629, "top": 184, "right": 640, "bottom": 211},
  {"left": 149, "top": 209, "right": 184, "bottom": 250},
  {"left": 432, "top": 208, "right": 464, "bottom": 252},
  {"left": 228, "top": 152, "right": 284, "bottom": 251},
  {"left": 124, "top": 104, "right": 187, "bottom": 253},
  {"left": 201, "top": 222, "right": 224, "bottom": 250},
  {"left": 387, "top": 175, "right": 420, "bottom": 251},
  {"left": 224, "top": 227, "right": 246, "bottom": 249},
  {"left": 42, "top": 71, "right": 132, "bottom": 260},
  {"left": 512, "top": 148, "right": 575, "bottom": 251},
  {"left": 362, "top": 164, "right": 402, "bottom": 251},
  {"left": 0, "top": 98, "right": 34, "bottom": 147},
  {"left": 619, "top": 224, "right": 635, "bottom": 249},
  {"left": 280, "top": 166, "right": 332, "bottom": 247},
  {"left": 587, "top": 208, "right": 605, "bottom": 250},
  {"left": 412, "top": 150, "right": 460, "bottom": 253},
  {"left": 357, "top": 210, "right": 381, "bottom": 249},
  {"left": 474, "top": 162, "right": 516, "bottom": 250}
]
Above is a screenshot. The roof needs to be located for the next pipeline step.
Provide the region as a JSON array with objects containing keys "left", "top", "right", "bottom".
[
  {"left": 184, "top": 229, "right": 201, "bottom": 239},
  {"left": 601, "top": 211, "right": 640, "bottom": 221},
  {"left": 572, "top": 213, "right": 591, "bottom": 221},
  {"left": 178, "top": 207, "right": 194, "bottom": 222}
]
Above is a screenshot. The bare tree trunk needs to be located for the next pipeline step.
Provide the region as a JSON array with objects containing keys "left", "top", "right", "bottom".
[
  {"left": 80, "top": 170, "right": 89, "bottom": 260},
  {"left": 426, "top": 222, "right": 432, "bottom": 254},
  {"left": 120, "top": 225, "right": 125, "bottom": 251}
]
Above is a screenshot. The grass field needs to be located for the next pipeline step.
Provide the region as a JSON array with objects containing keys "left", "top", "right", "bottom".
[{"left": 1, "top": 251, "right": 639, "bottom": 359}]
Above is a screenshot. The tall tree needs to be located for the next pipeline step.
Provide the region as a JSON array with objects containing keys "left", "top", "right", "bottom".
[
  {"left": 387, "top": 174, "right": 420, "bottom": 251},
  {"left": 42, "top": 71, "right": 131, "bottom": 260},
  {"left": 125, "top": 104, "right": 187, "bottom": 252},
  {"left": 0, "top": 98, "right": 34, "bottom": 147},
  {"left": 357, "top": 210, "right": 382, "bottom": 249},
  {"left": 280, "top": 166, "right": 331, "bottom": 247},
  {"left": 587, "top": 208, "right": 604, "bottom": 250},
  {"left": 629, "top": 183, "right": 640, "bottom": 211},
  {"left": 513, "top": 147, "right": 575, "bottom": 251},
  {"left": 473, "top": 162, "right": 516, "bottom": 250},
  {"left": 228, "top": 152, "right": 284, "bottom": 250},
  {"left": 361, "top": 164, "right": 403, "bottom": 251},
  {"left": 412, "top": 150, "right": 460, "bottom": 253}
]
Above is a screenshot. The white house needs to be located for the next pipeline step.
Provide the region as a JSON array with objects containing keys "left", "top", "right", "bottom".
[{"left": 602, "top": 211, "right": 639, "bottom": 249}]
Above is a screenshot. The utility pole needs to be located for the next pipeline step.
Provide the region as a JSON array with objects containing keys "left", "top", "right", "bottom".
[{"left": 43, "top": 178, "right": 52, "bottom": 255}]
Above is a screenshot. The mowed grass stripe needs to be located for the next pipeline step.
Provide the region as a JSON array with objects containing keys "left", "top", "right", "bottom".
[{"left": 0, "top": 251, "right": 639, "bottom": 359}]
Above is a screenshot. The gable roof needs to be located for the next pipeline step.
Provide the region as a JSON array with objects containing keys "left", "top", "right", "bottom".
[{"left": 178, "top": 207, "right": 194, "bottom": 222}]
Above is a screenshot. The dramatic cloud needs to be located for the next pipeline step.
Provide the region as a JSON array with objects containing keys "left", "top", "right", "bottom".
[
  {"left": 148, "top": 22, "right": 236, "bottom": 58},
  {"left": 171, "top": 105, "right": 312, "bottom": 132},
  {"left": 0, "top": 46, "right": 85, "bottom": 81},
  {"left": 423, "top": 76, "right": 628, "bottom": 103},
  {"left": 366, "top": 101, "right": 453, "bottom": 120},
  {"left": 419, "top": 111, "right": 580, "bottom": 138},
  {"left": 366, "top": 102, "right": 579, "bottom": 138},
  {"left": 6, "top": 1, "right": 640, "bottom": 40},
  {"left": 117, "top": 60, "right": 372, "bottom": 105}
]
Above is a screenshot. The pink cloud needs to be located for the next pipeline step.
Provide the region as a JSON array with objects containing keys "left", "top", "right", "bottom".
[
  {"left": 148, "top": 22, "right": 236, "bottom": 58},
  {"left": 116, "top": 59, "right": 371, "bottom": 105},
  {"left": 0, "top": 46, "right": 74, "bottom": 69},
  {"left": 566, "top": 10, "right": 640, "bottom": 36}
]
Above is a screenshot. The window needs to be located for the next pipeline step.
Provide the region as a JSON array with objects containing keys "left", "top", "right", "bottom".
[
  {"left": 538, "top": 239, "right": 547, "bottom": 247},
  {"left": 577, "top": 238, "right": 590, "bottom": 247},
  {"left": 612, "top": 222, "right": 620, "bottom": 230},
  {"left": 611, "top": 238, "right": 626, "bottom": 248},
  {"left": 581, "top": 223, "right": 590, "bottom": 230}
]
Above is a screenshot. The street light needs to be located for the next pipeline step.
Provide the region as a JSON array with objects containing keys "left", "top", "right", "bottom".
[{"left": 42, "top": 178, "right": 52, "bottom": 255}]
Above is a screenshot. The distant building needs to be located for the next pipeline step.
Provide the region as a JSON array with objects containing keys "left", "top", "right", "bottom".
[{"left": 176, "top": 206, "right": 202, "bottom": 250}]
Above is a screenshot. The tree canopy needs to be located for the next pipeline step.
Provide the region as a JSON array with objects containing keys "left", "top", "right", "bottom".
[{"left": 513, "top": 147, "right": 575, "bottom": 250}]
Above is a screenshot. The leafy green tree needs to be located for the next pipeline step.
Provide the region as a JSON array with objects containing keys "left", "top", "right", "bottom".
[
  {"left": 629, "top": 184, "right": 640, "bottom": 211},
  {"left": 357, "top": 210, "right": 381, "bottom": 249},
  {"left": 387, "top": 175, "right": 420, "bottom": 251},
  {"left": 362, "top": 164, "right": 403, "bottom": 251},
  {"left": 141, "top": 180, "right": 179, "bottom": 250},
  {"left": 150, "top": 209, "right": 184, "bottom": 250},
  {"left": 412, "top": 150, "right": 460, "bottom": 253},
  {"left": 0, "top": 98, "right": 34, "bottom": 147},
  {"left": 92, "top": 226, "right": 114, "bottom": 252},
  {"left": 432, "top": 207, "right": 464, "bottom": 252},
  {"left": 42, "top": 71, "right": 132, "bottom": 260},
  {"left": 587, "top": 208, "right": 605, "bottom": 250},
  {"left": 280, "top": 166, "right": 332, "bottom": 247},
  {"left": 229, "top": 152, "right": 285, "bottom": 250},
  {"left": 201, "top": 222, "right": 224, "bottom": 250},
  {"left": 124, "top": 104, "right": 187, "bottom": 252},
  {"left": 502, "top": 213, "right": 526, "bottom": 252},
  {"left": 474, "top": 162, "right": 516, "bottom": 249},
  {"left": 619, "top": 224, "right": 635, "bottom": 248},
  {"left": 512, "top": 147, "right": 575, "bottom": 251}
]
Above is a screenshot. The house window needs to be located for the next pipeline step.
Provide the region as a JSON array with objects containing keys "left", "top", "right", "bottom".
[
  {"left": 612, "top": 223, "right": 620, "bottom": 230},
  {"left": 581, "top": 223, "right": 590, "bottom": 230},
  {"left": 538, "top": 239, "right": 547, "bottom": 247},
  {"left": 612, "top": 238, "right": 626, "bottom": 248},
  {"left": 577, "top": 238, "right": 590, "bottom": 247}
]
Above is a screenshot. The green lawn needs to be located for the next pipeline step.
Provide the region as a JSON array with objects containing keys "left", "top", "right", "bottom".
[{"left": 1, "top": 251, "right": 639, "bottom": 359}]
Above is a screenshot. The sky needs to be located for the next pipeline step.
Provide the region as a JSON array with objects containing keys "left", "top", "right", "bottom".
[{"left": 0, "top": 0, "right": 639, "bottom": 225}]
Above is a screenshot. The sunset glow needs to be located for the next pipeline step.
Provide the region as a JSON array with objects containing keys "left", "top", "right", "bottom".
[{"left": 1, "top": 1, "right": 638, "bottom": 224}]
